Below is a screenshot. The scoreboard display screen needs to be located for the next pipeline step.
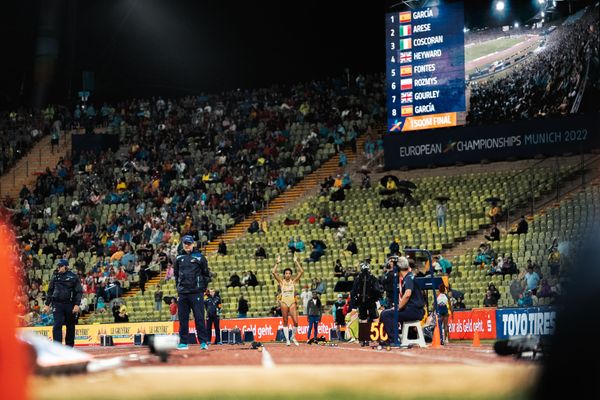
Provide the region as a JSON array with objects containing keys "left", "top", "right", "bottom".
[{"left": 386, "top": 2, "right": 465, "bottom": 133}]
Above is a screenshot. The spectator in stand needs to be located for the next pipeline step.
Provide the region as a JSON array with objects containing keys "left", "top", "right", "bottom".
[
  {"left": 485, "top": 223, "right": 501, "bottom": 242},
  {"left": 154, "top": 285, "right": 163, "bottom": 311},
  {"left": 454, "top": 297, "right": 466, "bottom": 310},
  {"left": 518, "top": 289, "right": 534, "bottom": 307},
  {"left": 488, "top": 282, "right": 501, "bottom": 303},
  {"left": 237, "top": 295, "right": 249, "bottom": 318},
  {"left": 306, "top": 240, "right": 326, "bottom": 262},
  {"left": 227, "top": 272, "right": 241, "bottom": 288},
  {"left": 169, "top": 298, "right": 178, "bottom": 321},
  {"left": 270, "top": 303, "right": 282, "bottom": 317},
  {"left": 287, "top": 237, "right": 297, "bottom": 253},
  {"left": 388, "top": 238, "right": 400, "bottom": 257},
  {"left": 483, "top": 290, "right": 498, "bottom": 307},
  {"left": 488, "top": 203, "right": 502, "bottom": 224},
  {"left": 436, "top": 201, "right": 447, "bottom": 229},
  {"left": 165, "top": 262, "right": 174, "bottom": 281},
  {"left": 334, "top": 259, "right": 346, "bottom": 278},
  {"left": 312, "top": 278, "right": 326, "bottom": 295},
  {"left": 300, "top": 285, "right": 311, "bottom": 315},
  {"left": 500, "top": 256, "right": 518, "bottom": 276},
  {"left": 522, "top": 264, "right": 540, "bottom": 295},
  {"left": 247, "top": 271, "right": 258, "bottom": 287},
  {"left": 96, "top": 296, "right": 106, "bottom": 313},
  {"left": 345, "top": 238, "right": 358, "bottom": 256},
  {"left": 138, "top": 264, "right": 149, "bottom": 295},
  {"left": 548, "top": 248, "right": 561, "bottom": 277},
  {"left": 509, "top": 216, "right": 529, "bottom": 235},
  {"left": 217, "top": 240, "right": 227, "bottom": 256},
  {"left": 254, "top": 245, "right": 267, "bottom": 259},
  {"left": 248, "top": 219, "right": 260, "bottom": 234},
  {"left": 113, "top": 303, "right": 129, "bottom": 323},
  {"left": 294, "top": 237, "right": 305, "bottom": 253}
]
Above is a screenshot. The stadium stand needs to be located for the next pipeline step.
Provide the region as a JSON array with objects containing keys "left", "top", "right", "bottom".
[
  {"left": 6, "top": 74, "right": 384, "bottom": 326},
  {"left": 0, "top": 106, "right": 67, "bottom": 177},
  {"left": 468, "top": 6, "right": 599, "bottom": 124},
  {"left": 81, "top": 157, "right": 592, "bottom": 322}
]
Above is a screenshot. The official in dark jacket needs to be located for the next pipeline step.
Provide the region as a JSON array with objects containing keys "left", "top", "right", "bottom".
[
  {"left": 175, "top": 235, "right": 211, "bottom": 350},
  {"left": 204, "top": 289, "right": 222, "bottom": 344},
  {"left": 43, "top": 259, "right": 83, "bottom": 347}
]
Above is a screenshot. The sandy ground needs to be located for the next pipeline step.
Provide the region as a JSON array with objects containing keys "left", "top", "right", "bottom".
[{"left": 30, "top": 342, "right": 540, "bottom": 399}]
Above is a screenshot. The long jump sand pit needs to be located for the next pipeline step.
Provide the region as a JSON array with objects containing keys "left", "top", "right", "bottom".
[{"left": 31, "top": 343, "right": 541, "bottom": 399}]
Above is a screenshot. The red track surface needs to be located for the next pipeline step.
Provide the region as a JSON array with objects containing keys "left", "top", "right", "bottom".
[{"left": 82, "top": 342, "right": 531, "bottom": 367}]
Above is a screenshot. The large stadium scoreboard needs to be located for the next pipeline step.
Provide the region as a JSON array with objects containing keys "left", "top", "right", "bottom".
[{"left": 386, "top": 3, "right": 466, "bottom": 133}]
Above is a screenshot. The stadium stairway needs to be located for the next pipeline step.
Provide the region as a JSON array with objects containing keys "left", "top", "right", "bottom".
[{"left": 0, "top": 131, "right": 72, "bottom": 200}]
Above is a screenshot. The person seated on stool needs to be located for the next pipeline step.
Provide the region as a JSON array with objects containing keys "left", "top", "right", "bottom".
[{"left": 379, "top": 256, "right": 425, "bottom": 345}]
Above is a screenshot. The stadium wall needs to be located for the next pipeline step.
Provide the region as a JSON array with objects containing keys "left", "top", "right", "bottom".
[
  {"left": 449, "top": 307, "right": 557, "bottom": 340},
  {"left": 18, "top": 316, "right": 335, "bottom": 346},
  {"left": 384, "top": 113, "right": 600, "bottom": 168}
]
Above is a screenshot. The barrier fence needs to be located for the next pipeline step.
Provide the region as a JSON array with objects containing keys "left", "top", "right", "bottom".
[{"left": 18, "top": 316, "right": 335, "bottom": 346}]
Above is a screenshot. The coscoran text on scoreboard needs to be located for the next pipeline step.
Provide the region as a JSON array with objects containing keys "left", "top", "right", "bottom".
[{"left": 386, "top": 2, "right": 466, "bottom": 132}]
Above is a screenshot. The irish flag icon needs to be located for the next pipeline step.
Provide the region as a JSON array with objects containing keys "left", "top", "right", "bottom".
[{"left": 399, "top": 38, "right": 412, "bottom": 50}]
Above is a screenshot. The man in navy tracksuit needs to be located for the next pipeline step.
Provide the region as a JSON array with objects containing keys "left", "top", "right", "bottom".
[
  {"left": 380, "top": 256, "right": 425, "bottom": 345},
  {"left": 175, "top": 235, "right": 211, "bottom": 350},
  {"left": 205, "top": 289, "right": 222, "bottom": 344},
  {"left": 43, "top": 259, "right": 83, "bottom": 347}
]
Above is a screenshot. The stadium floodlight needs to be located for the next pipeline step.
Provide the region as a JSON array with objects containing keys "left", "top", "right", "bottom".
[
  {"left": 463, "top": 27, "right": 469, "bottom": 33},
  {"left": 541, "top": 11, "right": 545, "bottom": 17},
  {"left": 495, "top": 1, "right": 505, "bottom": 12},
  {"left": 538, "top": 0, "right": 545, "bottom": 4},
  {"left": 514, "top": 22, "right": 519, "bottom": 28}
]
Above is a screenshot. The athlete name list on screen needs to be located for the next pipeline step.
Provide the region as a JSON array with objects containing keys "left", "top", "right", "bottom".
[{"left": 386, "top": 2, "right": 466, "bottom": 133}]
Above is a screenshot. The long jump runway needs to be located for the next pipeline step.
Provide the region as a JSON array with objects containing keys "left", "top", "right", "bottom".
[{"left": 31, "top": 342, "right": 540, "bottom": 399}]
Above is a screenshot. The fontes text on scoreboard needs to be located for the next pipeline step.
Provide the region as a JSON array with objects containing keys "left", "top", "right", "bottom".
[{"left": 386, "top": 2, "right": 466, "bottom": 133}]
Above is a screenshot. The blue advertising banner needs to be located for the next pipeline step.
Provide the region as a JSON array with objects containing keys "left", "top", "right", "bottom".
[
  {"left": 495, "top": 307, "right": 557, "bottom": 339},
  {"left": 383, "top": 112, "right": 600, "bottom": 168}
]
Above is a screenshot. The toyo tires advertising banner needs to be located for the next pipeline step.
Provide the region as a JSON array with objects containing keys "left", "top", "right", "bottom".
[
  {"left": 495, "top": 307, "right": 556, "bottom": 339},
  {"left": 449, "top": 306, "right": 557, "bottom": 340}
]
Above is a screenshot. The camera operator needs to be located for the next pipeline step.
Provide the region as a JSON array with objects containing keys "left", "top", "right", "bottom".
[
  {"left": 380, "top": 257, "right": 397, "bottom": 309},
  {"left": 350, "top": 258, "right": 382, "bottom": 345}
]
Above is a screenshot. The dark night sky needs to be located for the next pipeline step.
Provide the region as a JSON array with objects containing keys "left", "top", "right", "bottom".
[{"left": 0, "top": 0, "right": 584, "bottom": 108}]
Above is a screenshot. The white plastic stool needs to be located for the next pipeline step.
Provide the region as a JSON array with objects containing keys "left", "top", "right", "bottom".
[{"left": 400, "top": 321, "right": 427, "bottom": 348}]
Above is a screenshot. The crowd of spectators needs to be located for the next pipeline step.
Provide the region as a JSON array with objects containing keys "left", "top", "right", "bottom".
[
  {"left": 4, "top": 73, "right": 384, "bottom": 326},
  {"left": 0, "top": 106, "right": 68, "bottom": 176},
  {"left": 468, "top": 8, "right": 599, "bottom": 124}
]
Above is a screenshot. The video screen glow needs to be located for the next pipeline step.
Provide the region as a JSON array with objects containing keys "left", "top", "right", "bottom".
[{"left": 386, "top": 2, "right": 466, "bottom": 132}]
